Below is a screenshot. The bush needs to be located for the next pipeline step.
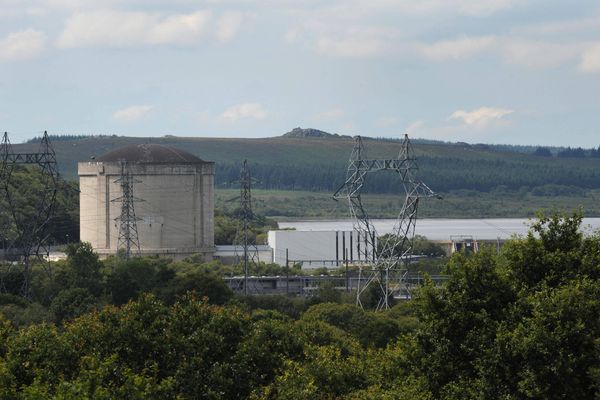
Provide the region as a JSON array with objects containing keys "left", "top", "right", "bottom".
[
  {"left": 158, "top": 271, "right": 233, "bottom": 305},
  {"left": 50, "top": 288, "right": 97, "bottom": 324},
  {"left": 301, "top": 303, "right": 401, "bottom": 348}
]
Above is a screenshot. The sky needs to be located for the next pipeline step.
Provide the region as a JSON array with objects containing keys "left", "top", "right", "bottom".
[{"left": 0, "top": 0, "right": 599, "bottom": 146}]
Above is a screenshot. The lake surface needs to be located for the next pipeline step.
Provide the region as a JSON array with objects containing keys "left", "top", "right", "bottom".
[{"left": 278, "top": 218, "right": 600, "bottom": 240}]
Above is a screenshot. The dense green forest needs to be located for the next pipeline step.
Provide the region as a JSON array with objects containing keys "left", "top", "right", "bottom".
[
  {"left": 14, "top": 133, "right": 600, "bottom": 196},
  {"left": 0, "top": 212, "right": 599, "bottom": 398},
  {"left": 217, "top": 151, "right": 600, "bottom": 194},
  {"left": 12, "top": 131, "right": 600, "bottom": 217},
  {"left": 0, "top": 165, "right": 79, "bottom": 245}
]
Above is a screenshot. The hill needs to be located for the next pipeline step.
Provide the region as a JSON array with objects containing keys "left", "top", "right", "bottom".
[{"left": 14, "top": 133, "right": 600, "bottom": 194}]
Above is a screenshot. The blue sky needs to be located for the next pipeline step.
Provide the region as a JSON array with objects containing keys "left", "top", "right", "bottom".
[{"left": 0, "top": 0, "right": 599, "bottom": 146}]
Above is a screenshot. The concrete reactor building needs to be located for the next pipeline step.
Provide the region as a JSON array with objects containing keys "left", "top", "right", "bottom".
[{"left": 78, "top": 144, "right": 215, "bottom": 260}]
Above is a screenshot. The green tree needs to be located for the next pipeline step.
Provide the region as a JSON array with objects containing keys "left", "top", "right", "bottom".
[
  {"left": 107, "top": 258, "right": 173, "bottom": 305},
  {"left": 301, "top": 303, "right": 401, "bottom": 348},
  {"left": 411, "top": 248, "right": 515, "bottom": 398},
  {"left": 255, "top": 344, "right": 367, "bottom": 399},
  {"left": 497, "top": 279, "right": 600, "bottom": 399},
  {"left": 158, "top": 271, "right": 233, "bottom": 305},
  {"left": 64, "top": 242, "right": 103, "bottom": 296},
  {"left": 50, "top": 288, "right": 97, "bottom": 324},
  {"left": 406, "top": 211, "right": 600, "bottom": 399}
]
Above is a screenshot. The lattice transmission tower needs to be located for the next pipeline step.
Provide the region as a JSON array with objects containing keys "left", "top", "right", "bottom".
[
  {"left": 333, "top": 134, "right": 439, "bottom": 310},
  {"left": 0, "top": 131, "right": 59, "bottom": 298},
  {"left": 232, "top": 159, "right": 261, "bottom": 295},
  {"left": 111, "top": 161, "right": 143, "bottom": 259}
]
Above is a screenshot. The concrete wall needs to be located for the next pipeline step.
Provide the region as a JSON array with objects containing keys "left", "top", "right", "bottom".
[
  {"left": 268, "top": 230, "right": 375, "bottom": 268},
  {"left": 78, "top": 161, "right": 214, "bottom": 259}
]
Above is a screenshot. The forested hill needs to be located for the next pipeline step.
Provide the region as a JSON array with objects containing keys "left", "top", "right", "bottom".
[{"left": 13, "top": 132, "right": 600, "bottom": 195}]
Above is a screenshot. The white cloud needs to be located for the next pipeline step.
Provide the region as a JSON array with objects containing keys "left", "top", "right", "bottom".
[
  {"left": 454, "top": 0, "right": 518, "bottom": 17},
  {"left": 417, "top": 35, "right": 586, "bottom": 69},
  {"left": 280, "top": 0, "right": 529, "bottom": 59},
  {"left": 112, "top": 105, "right": 153, "bottom": 122},
  {"left": 315, "top": 107, "right": 344, "bottom": 121},
  {"left": 0, "top": 29, "right": 46, "bottom": 63},
  {"left": 151, "top": 11, "right": 212, "bottom": 44},
  {"left": 216, "top": 12, "right": 243, "bottom": 42},
  {"left": 418, "top": 35, "right": 496, "bottom": 61},
  {"left": 57, "top": 10, "right": 212, "bottom": 48},
  {"left": 512, "top": 16, "right": 600, "bottom": 38},
  {"left": 301, "top": 0, "right": 522, "bottom": 18},
  {"left": 579, "top": 43, "right": 600, "bottom": 73},
  {"left": 315, "top": 35, "right": 387, "bottom": 57},
  {"left": 501, "top": 39, "right": 582, "bottom": 69},
  {"left": 450, "top": 106, "right": 514, "bottom": 127},
  {"left": 290, "top": 18, "right": 399, "bottom": 58},
  {"left": 221, "top": 103, "right": 267, "bottom": 122}
]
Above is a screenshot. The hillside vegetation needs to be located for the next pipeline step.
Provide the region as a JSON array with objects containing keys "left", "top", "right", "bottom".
[
  {"left": 18, "top": 132, "right": 600, "bottom": 191},
  {"left": 15, "top": 130, "right": 600, "bottom": 217}
]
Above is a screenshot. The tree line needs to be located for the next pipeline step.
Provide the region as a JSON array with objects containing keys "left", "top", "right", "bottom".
[
  {"left": 0, "top": 211, "right": 599, "bottom": 398},
  {"left": 216, "top": 156, "right": 600, "bottom": 194},
  {"left": 535, "top": 145, "right": 600, "bottom": 158}
]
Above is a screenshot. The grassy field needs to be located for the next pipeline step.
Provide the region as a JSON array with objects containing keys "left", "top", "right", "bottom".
[{"left": 216, "top": 188, "right": 600, "bottom": 219}]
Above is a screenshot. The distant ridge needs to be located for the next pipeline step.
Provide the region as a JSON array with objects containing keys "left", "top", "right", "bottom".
[{"left": 282, "top": 127, "right": 347, "bottom": 139}]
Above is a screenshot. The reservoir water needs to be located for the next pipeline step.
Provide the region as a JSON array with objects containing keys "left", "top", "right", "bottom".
[{"left": 278, "top": 218, "right": 600, "bottom": 241}]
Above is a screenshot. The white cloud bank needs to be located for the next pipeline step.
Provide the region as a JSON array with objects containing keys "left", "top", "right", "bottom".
[
  {"left": 450, "top": 106, "right": 514, "bottom": 127},
  {"left": 315, "top": 35, "right": 388, "bottom": 58},
  {"left": 0, "top": 29, "right": 46, "bottom": 62},
  {"left": 221, "top": 103, "right": 267, "bottom": 122},
  {"left": 418, "top": 35, "right": 496, "bottom": 61},
  {"left": 57, "top": 10, "right": 225, "bottom": 48},
  {"left": 452, "top": 0, "right": 519, "bottom": 17},
  {"left": 281, "top": 1, "right": 597, "bottom": 76},
  {"left": 112, "top": 105, "right": 153, "bottom": 122},
  {"left": 216, "top": 12, "right": 243, "bottom": 42},
  {"left": 501, "top": 40, "right": 583, "bottom": 69}
]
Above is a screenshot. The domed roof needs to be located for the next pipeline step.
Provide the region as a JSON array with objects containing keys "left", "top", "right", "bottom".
[{"left": 96, "top": 144, "right": 205, "bottom": 163}]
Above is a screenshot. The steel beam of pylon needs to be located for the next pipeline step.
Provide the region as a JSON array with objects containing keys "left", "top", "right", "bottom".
[
  {"left": 111, "top": 161, "right": 143, "bottom": 259},
  {"left": 0, "top": 131, "right": 59, "bottom": 298},
  {"left": 0, "top": 133, "right": 15, "bottom": 295},
  {"left": 333, "top": 134, "right": 438, "bottom": 310},
  {"left": 232, "top": 160, "right": 261, "bottom": 295}
]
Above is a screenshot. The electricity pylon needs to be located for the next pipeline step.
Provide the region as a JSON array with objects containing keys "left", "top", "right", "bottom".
[
  {"left": 0, "top": 131, "right": 59, "bottom": 298},
  {"left": 333, "top": 134, "right": 439, "bottom": 310},
  {"left": 112, "top": 161, "right": 143, "bottom": 259},
  {"left": 232, "top": 160, "right": 260, "bottom": 295}
]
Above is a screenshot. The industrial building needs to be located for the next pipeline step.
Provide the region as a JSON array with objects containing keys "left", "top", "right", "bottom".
[
  {"left": 267, "top": 230, "right": 376, "bottom": 268},
  {"left": 77, "top": 143, "right": 491, "bottom": 265},
  {"left": 78, "top": 144, "right": 215, "bottom": 260}
]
